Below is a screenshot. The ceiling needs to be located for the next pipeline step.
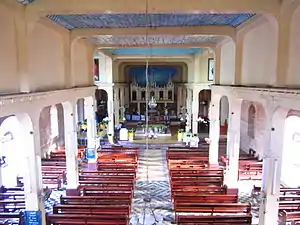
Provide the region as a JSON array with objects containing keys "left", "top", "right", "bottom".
[
  {"left": 47, "top": 13, "right": 255, "bottom": 30},
  {"left": 101, "top": 48, "right": 203, "bottom": 55},
  {"left": 17, "top": 1, "right": 257, "bottom": 54}
]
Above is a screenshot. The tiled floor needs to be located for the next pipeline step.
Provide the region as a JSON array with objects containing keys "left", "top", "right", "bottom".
[{"left": 45, "top": 142, "right": 263, "bottom": 225}]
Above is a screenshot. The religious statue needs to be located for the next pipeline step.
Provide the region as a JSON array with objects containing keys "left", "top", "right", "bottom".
[{"left": 164, "top": 108, "right": 168, "bottom": 116}]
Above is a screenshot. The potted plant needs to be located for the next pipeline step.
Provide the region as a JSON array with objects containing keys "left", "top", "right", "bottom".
[
  {"left": 177, "top": 129, "right": 184, "bottom": 142},
  {"left": 128, "top": 129, "right": 135, "bottom": 142}
]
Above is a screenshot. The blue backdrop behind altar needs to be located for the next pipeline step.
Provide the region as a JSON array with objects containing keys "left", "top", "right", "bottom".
[{"left": 128, "top": 65, "right": 177, "bottom": 86}]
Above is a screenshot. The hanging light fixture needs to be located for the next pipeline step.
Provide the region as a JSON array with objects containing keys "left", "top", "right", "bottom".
[{"left": 148, "top": 95, "right": 157, "bottom": 109}]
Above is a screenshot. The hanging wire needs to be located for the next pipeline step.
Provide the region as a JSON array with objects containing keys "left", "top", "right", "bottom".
[{"left": 140, "top": 0, "right": 159, "bottom": 224}]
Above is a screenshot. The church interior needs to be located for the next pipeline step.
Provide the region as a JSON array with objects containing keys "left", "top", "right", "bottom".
[{"left": 0, "top": 0, "right": 300, "bottom": 224}]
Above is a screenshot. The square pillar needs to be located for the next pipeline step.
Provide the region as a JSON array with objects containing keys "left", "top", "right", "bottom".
[
  {"left": 85, "top": 97, "right": 96, "bottom": 149},
  {"left": 16, "top": 113, "right": 46, "bottom": 224},
  {"left": 224, "top": 98, "right": 242, "bottom": 188},
  {"left": 63, "top": 102, "right": 79, "bottom": 189},
  {"left": 114, "top": 89, "right": 120, "bottom": 127},
  {"left": 186, "top": 89, "right": 192, "bottom": 132},
  {"left": 208, "top": 97, "right": 220, "bottom": 165},
  {"left": 259, "top": 109, "right": 286, "bottom": 225},
  {"left": 192, "top": 89, "right": 200, "bottom": 134},
  {"left": 177, "top": 86, "right": 182, "bottom": 115},
  {"left": 106, "top": 87, "right": 114, "bottom": 136},
  {"left": 120, "top": 87, "right": 125, "bottom": 108}
]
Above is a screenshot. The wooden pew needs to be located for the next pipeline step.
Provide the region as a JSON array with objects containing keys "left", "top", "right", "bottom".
[
  {"left": 0, "top": 212, "right": 24, "bottom": 225},
  {"left": 281, "top": 210, "right": 300, "bottom": 224},
  {"left": 47, "top": 214, "right": 128, "bottom": 225}
]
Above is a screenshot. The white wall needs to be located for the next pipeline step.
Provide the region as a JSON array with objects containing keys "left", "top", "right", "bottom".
[
  {"left": 220, "top": 41, "right": 235, "bottom": 85},
  {"left": 241, "top": 20, "right": 278, "bottom": 86},
  {"left": 287, "top": 7, "right": 300, "bottom": 86},
  {"left": 28, "top": 23, "right": 65, "bottom": 91},
  {"left": 71, "top": 39, "right": 92, "bottom": 86},
  {"left": 0, "top": 5, "right": 19, "bottom": 94},
  {"left": 96, "top": 52, "right": 113, "bottom": 83}
]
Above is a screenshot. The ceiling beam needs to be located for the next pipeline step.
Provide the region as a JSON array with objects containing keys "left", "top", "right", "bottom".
[
  {"left": 95, "top": 43, "right": 216, "bottom": 48},
  {"left": 71, "top": 26, "right": 235, "bottom": 41},
  {"left": 27, "top": 0, "right": 279, "bottom": 15},
  {"left": 112, "top": 55, "right": 194, "bottom": 60}
]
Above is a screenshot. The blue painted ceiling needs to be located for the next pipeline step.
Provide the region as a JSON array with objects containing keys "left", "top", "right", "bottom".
[
  {"left": 128, "top": 65, "right": 177, "bottom": 85},
  {"left": 102, "top": 48, "right": 203, "bottom": 55},
  {"left": 47, "top": 13, "right": 256, "bottom": 30}
]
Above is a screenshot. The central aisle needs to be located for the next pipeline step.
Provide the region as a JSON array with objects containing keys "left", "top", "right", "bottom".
[{"left": 130, "top": 144, "right": 175, "bottom": 225}]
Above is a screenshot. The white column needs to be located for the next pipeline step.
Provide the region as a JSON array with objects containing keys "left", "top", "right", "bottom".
[
  {"left": 120, "top": 87, "right": 125, "bottom": 108},
  {"left": 106, "top": 87, "right": 114, "bottom": 136},
  {"left": 137, "top": 103, "right": 141, "bottom": 114},
  {"left": 114, "top": 89, "right": 120, "bottom": 127},
  {"left": 17, "top": 113, "right": 46, "bottom": 223},
  {"left": 209, "top": 96, "right": 220, "bottom": 165},
  {"left": 177, "top": 86, "right": 182, "bottom": 115},
  {"left": 186, "top": 89, "right": 192, "bottom": 132},
  {"left": 77, "top": 99, "right": 85, "bottom": 122},
  {"left": 124, "top": 86, "right": 129, "bottom": 107},
  {"left": 63, "top": 102, "right": 79, "bottom": 188},
  {"left": 258, "top": 108, "right": 285, "bottom": 225},
  {"left": 85, "top": 97, "right": 96, "bottom": 149},
  {"left": 225, "top": 98, "right": 242, "bottom": 188},
  {"left": 192, "top": 89, "right": 200, "bottom": 134}
]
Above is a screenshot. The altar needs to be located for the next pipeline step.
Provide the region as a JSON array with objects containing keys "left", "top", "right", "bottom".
[{"left": 135, "top": 123, "right": 172, "bottom": 138}]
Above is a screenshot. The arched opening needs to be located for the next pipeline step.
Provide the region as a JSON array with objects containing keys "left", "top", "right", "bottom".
[
  {"left": 0, "top": 116, "right": 25, "bottom": 187},
  {"left": 40, "top": 104, "right": 66, "bottom": 191},
  {"left": 240, "top": 101, "right": 266, "bottom": 159},
  {"left": 198, "top": 90, "right": 211, "bottom": 134},
  {"left": 95, "top": 89, "right": 108, "bottom": 122},
  {"left": 219, "top": 96, "right": 229, "bottom": 156},
  {"left": 281, "top": 111, "right": 300, "bottom": 187},
  {"left": 248, "top": 104, "right": 256, "bottom": 139},
  {"left": 40, "top": 104, "right": 64, "bottom": 157}
]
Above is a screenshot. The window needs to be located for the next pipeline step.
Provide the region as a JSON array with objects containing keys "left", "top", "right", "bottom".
[
  {"left": 132, "top": 91, "right": 137, "bottom": 101},
  {"left": 247, "top": 104, "right": 255, "bottom": 139}
]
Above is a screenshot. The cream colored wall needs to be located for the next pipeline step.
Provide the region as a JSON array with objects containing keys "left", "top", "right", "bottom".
[
  {"left": 287, "top": 7, "right": 300, "bottom": 86},
  {"left": 220, "top": 41, "right": 235, "bottom": 85},
  {"left": 71, "top": 39, "right": 92, "bottom": 86},
  {"left": 0, "top": 5, "right": 19, "bottom": 94},
  {"left": 96, "top": 52, "right": 113, "bottom": 83},
  {"left": 241, "top": 20, "right": 278, "bottom": 86},
  {"left": 28, "top": 23, "right": 65, "bottom": 91},
  {"left": 194, "top": 50, "right": 214, "bottom": 83}
]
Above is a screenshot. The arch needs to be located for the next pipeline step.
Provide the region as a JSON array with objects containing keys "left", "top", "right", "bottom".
[
  {"left": 219, "top": 96, "right": 229, "bottom": 127},
  {"left": 199, "top": 89, "right": 211, "bottom": 118},
  {"left": 0, "top": 113, "right": 35, "bottom": 190},
  {"left": 281, "top": 109, "right": 300, "bottom": 187},
  {"left": 248, "top": 104, "right": 256, "bottom": 139},
  {"left": 28, "top": 22, "right": 65, "bottom": 91},
  {"left": 0, "top": 4, "right": 18, "bottom": 94},
  {"left": 240, "top": 101, "right": 267, "bottom": 159},
  {"left": 95, "top": 89, "right": 108, "bottom": 122},
  {"left": 39, "top": 104, "right": 64, "bottom": 157}
]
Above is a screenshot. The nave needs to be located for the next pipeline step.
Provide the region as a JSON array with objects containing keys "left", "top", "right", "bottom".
[{"left": 40, "top": 141, "right": 263, "bottom": 225}]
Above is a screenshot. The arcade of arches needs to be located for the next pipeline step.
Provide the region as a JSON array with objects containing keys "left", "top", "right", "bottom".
[{"left": 1, "top": 0, "right": 300, "bottom": 224}]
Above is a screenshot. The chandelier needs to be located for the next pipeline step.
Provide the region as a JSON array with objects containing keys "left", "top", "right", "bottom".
[{"left": 148, "top": 96, "right": 157, "bottom": 109}]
